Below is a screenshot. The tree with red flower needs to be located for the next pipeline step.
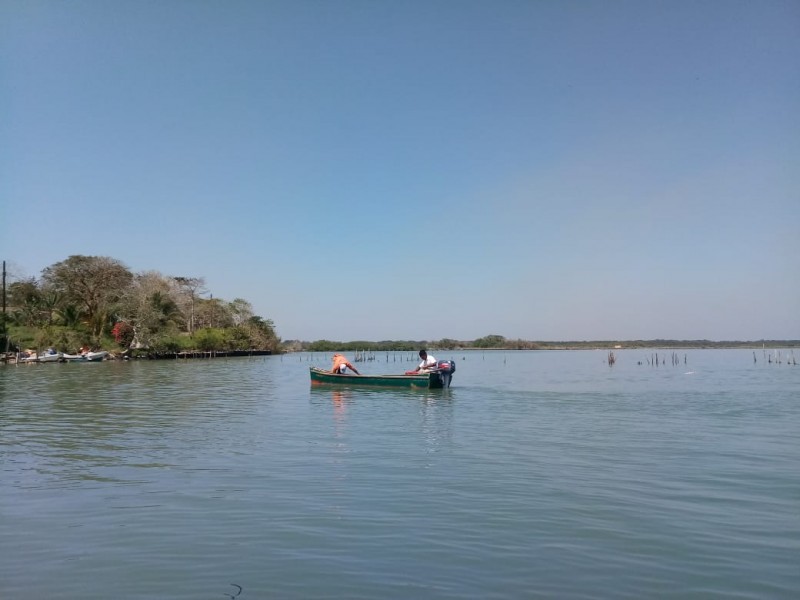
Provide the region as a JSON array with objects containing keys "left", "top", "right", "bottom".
[{"left": 111, "top": 321, "right": 134, "bottom": 348}]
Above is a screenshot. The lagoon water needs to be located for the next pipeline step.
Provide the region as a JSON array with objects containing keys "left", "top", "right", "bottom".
[{"left": 1, "top": 349, "right": 799, "bottom": 599}]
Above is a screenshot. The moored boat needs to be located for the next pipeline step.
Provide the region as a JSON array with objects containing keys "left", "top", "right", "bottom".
[
  {"left": 39, "top": 352, "right": 63, "bottom": 362},
  {"left": 310, "top": 361, "right": 455, "bottom": 389},
  {"left": 61, "top": 353, "right": 86, "bottom": 362},
  {"left": 20, "top": 351, "right": 62, "bottom": 363},
  {"left": 61, "top": 350, "right": 110, "bottom": 362}
]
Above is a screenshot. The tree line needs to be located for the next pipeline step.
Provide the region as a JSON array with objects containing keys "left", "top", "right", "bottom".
[
  {"left": 3, "top": 257, "right": 794, "bottom": 357},
  {"left": 286, "top": 336, "right": 798, "bottom": 352},
  {"left": 1, "top": 255, "right": 280, "bottom": 355},
  {"left": 289, "top": 334, "right": 539, "bottom": 352}
]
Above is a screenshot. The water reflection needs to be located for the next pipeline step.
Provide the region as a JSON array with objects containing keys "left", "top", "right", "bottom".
[
  {"left": 309, "top": 388, "right": 353, "bottom": 425},
  {"left": 418, "top": 392, "right": 454, "bottom": 458},
  {"left": 308, "top": 386, "right": 455, "bottom": 459},
  {"left": 2, "top": 360, "right": 261, "bottom": 489},
  {"left": 329, "top": 388, "right": 351, "bottom": 408}
]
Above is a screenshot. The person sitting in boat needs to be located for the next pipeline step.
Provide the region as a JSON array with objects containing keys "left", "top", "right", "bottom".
[
  {"left": 331, "top": 353, "right": 360, "bottom": 375},
  {"left": 411, "top": 349, "right": 438, "bottom": 373}
]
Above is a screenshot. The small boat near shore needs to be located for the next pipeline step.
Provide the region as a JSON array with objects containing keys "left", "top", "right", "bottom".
[
  {"left": 310, "top": 361, "right": 455, "bottom": 389},
  {"left": 20, "top": 351, "right": 62, "bottom": 363},
  {"left": 62, "top": 351, "right": 109, "bottom": 362}
]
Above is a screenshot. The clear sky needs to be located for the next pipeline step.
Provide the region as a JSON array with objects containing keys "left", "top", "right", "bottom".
[{"left": 2, "top": 1, "right": 798, "bottom": 342}]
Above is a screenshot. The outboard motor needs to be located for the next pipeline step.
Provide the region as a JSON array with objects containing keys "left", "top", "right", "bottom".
[{"left": 436, "top": 360, "right": 456, "bottom": 388}]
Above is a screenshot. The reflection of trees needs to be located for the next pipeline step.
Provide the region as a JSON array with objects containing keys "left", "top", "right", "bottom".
[{"left": 13, "top": 365, "right": 207, "bottom": 485}]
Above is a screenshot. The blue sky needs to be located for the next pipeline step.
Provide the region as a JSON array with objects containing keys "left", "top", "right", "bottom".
[{"left": 2, "top": 1, "right": 798, "bottom": 342}]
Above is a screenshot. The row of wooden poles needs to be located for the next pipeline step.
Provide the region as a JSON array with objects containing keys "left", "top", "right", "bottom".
[
  {"left": 297, "top": 349, "right": 797, "bottom": 367},
  {"left": 610, "top": 351, "right": 687, "bottom": 367},
  {"left": 297, "top": 352, "right": 421, "bottom": 363},
  {"left": 756, "top": 349, "right": 797, "bottom": 365}
]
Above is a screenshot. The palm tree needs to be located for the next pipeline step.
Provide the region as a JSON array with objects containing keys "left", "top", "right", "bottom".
[
  {"left": 55, "top": 304, "right": 86, "bottom": 328},
  {"left": 39, "top": 290, "right": 64, "bottom": 326},
  {"left": 12, "top": 299, "right": 42, "bottom": 327}
]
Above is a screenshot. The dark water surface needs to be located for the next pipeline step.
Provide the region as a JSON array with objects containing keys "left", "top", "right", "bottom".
[{"left": 2, "top": 349, "right": 798, "bottom": 599}]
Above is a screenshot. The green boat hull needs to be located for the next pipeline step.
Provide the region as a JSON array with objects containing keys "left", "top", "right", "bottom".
[{"left": 309, "top": 366, "right": 445, "bottom": 389}]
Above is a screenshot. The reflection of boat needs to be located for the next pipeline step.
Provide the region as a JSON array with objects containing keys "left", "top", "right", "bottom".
[
  {"left": 310, "top": 363, "right": 455, "bottom": 389},
  {"left": 62, "top": 351, "right": 109, "bottom": 362}
]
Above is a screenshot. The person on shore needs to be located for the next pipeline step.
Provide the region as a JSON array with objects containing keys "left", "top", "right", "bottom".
[
  {"left": 412, "top": 349, "right": 438, "bottom": 373},
  {"left": 331, "top": 353, "right": 360, "bottom": 375}
]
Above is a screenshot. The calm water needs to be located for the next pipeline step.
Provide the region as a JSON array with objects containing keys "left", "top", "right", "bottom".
[{"left": 1, "top": 349, "right": 798, "bottom": 599}]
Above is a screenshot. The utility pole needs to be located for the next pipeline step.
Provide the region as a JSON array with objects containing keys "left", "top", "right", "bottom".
[{"left": 2, "top": 260, "right": 7, "bottom": 354}]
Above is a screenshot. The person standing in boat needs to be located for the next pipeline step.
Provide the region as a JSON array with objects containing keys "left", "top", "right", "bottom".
[
  {"left": 330, "top": 353, "right": 360, "bottom": 375},
  {"left": 412, "top": 349, "right": 438, "bottom": 373}
]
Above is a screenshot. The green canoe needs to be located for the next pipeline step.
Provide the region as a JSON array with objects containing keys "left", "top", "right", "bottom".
[{"left": 309, "top": 366, "right": 448, "bottom": 389}]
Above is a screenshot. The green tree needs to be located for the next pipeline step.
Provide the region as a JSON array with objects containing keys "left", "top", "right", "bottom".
[
  {"left": 8, "top": 278, "right": 41, "bottom": 309},
  {"left": 55, "top": 304, "right": 87, "bottom": 329},
  {"left": 472, "top": 334, "right": 506, "bottom": 348},
  {"left": 195, "top": 296, "right": 232, "bottom": 329},
  {"left": 244, "top": 315, "right": 280, "bottom": 350},
  {"left": 193, "top": 327, "right": 226, "bottom": 351},
  {"left": 38, "top": 288, "right": 65, "bottom": 326},
  {"left": 4, "top": 256, "right": 283, "bottom": 355},
  {"left": 8, "top": 279, "right": 45, "bottom": 327},
  {"left": 41, "top": 256, "right": 133, "bottom": 341}
]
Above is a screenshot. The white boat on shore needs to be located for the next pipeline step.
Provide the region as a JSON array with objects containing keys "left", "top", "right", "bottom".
[
  {"left": 62, "top": 351, "right": 109, "bottom": 362},
  {"left": 20, "top": 351, "right": 62, "bottom": 363}
]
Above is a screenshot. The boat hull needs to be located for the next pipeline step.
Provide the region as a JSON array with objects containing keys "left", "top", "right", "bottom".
[
  {"left": 61, "top": 354, "right": 86, "bottom": 362},
  {"left": 61, "top": 351, "right": 109, "bottom": 362},
  {"left": 20, "top": 353, "right": 62, "bottom": 363},
  {"left": 310, "top": 366, "right": 445, "bottom": 389}
]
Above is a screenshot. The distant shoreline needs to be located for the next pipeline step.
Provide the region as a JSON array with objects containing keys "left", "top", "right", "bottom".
[
  {"left": 462, "top": 341, "right": 799, "bottom": 350},
  {"left": 295, "top": 340, "right": 799, "bottom": 352}
]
